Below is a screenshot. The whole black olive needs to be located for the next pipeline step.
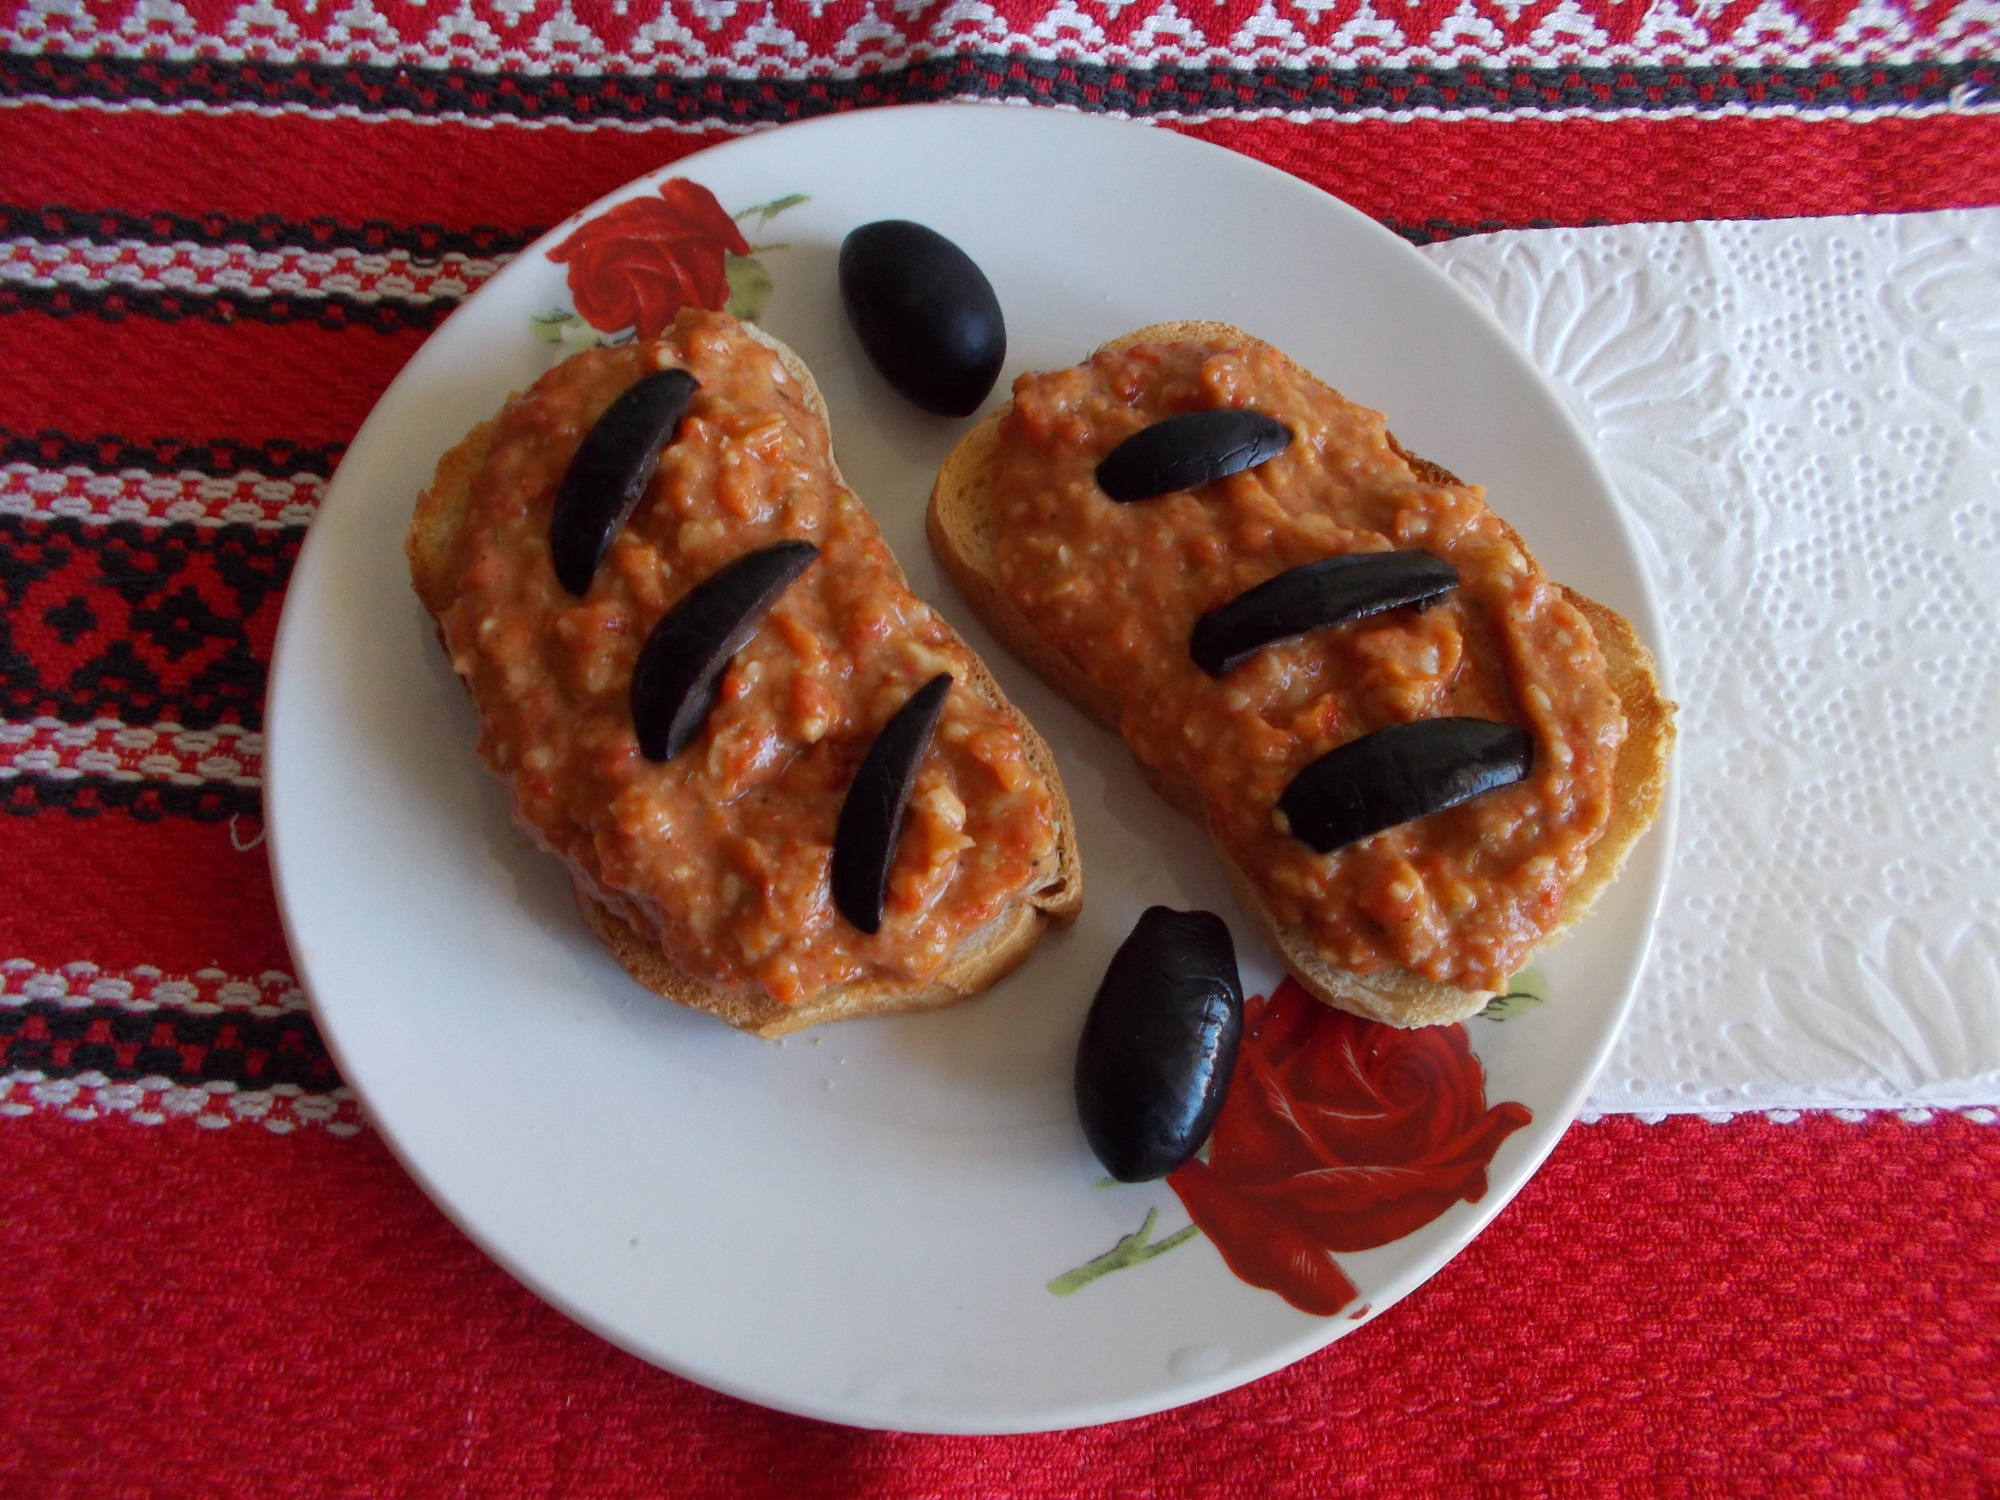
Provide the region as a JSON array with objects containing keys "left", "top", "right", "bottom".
[
  {"left": 1075, "top": 907, "right": 1244, "bottom": 1183},
  {"left": 1277, "top": 717, "right": 1534, "bottom": 854},
  {"left": 839, "top": 220, "right": 1006, "bottom": 418},
  {"left": 1094, "top": 409, "right": 1291, "bottom": 503},
  {"left": 1190, "top": 549, "right": 1459, "bottom": 677},
  {"left": 549, "top": 367, "right": 698, "bottom": 596},
  {"left": 629, "top": 540, "right": 818, "bottom": 762},
  {"left": 831, "top": 672, "right": 953, "bottom": 935}
]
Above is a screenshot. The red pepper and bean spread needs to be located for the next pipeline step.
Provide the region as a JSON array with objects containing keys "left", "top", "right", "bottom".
[
  {"left": 438, "top": 311, "right": 1059, "bottom": 1005},
  {"left": 991, "top": 341, "right": 1626, "bottom": 994}
]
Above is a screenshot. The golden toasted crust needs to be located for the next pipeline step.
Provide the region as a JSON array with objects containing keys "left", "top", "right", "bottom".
[
  {"left": 406, "top": 416, "right": 495, "bottom": 622},
  {"left": 927, "top": 320, "right": 1674, "bottom": 1028},
  {"left": 409, "top": 325, "right": 1082, "bottom": 1040},
  {"left": 577, "top": 878, "right": 1062, "bottom": 1038}
]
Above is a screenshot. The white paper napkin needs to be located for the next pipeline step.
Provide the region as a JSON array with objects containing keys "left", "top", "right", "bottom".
[{"left": 1423, "top": 211, "right": 2000, "bottom": 1115}]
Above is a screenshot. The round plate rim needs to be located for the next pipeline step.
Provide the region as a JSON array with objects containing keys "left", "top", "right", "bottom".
[{"left": 265, "top": 101, "right": 1677, "bottom": 1434}]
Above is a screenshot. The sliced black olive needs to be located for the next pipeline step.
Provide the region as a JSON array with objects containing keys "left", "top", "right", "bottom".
[
  {"left": 630, "top": 540, "right": 817, "bottom": 762},
  {"left": 1277, "top": 718, "right": 1534, "bottom": 854},
  {"left": 1190, "top": 549, "right": 1459, "bottom": 677},
  {"left": 832, "top": 672, "right": 954, "bottom": 935},
  {"left": 1075, "top": 907, "right": 1244, "bottom": 1183},
  {"left": 550, "top": 367, "right": 699, "bottom": 596},
  {"left": 1094, "top": 409, "right": 1291, "bottom": 503},
  {"left": 839, "top": 221, "right": 1005, "bottom": 418}
]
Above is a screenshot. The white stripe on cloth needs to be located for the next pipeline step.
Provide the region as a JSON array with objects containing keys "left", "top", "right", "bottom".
[
  {"left": 1, "top": 959, "right": 304, "bottom": 1014},
  {"left": 2, "top": 0, "right": 1992, "bottom": 77},
  {"left": 0, "top": 1071, "right": 364, "bottom": 1132},
  {"left": 0, "top": 234, "right": 506, "bottom": 305},
  {"left": 0, "top": 961, "right": 360, "bottom": 1133},
  {"left": 1, "top": 459, "right": 323, "bottom": 529},
  {"left": 0, "top": 719, "right": 263, "bottom": 790}
]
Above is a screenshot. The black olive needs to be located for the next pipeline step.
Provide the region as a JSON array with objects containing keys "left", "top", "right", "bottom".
[
  {"left": 1075, "top": 907, "right": 1244, "bottom": 1183},
  {"left": 1190, "top": 549, "right": 1459, "bottom": 677},
  {"left": 1277, "top": 718, "right": 1534, "bottom": 854},
  {"left": 831, "top": 672, "right": 953, "bottom": 935},
  {"left": 839, "top": 220, "right": 1006, "bottom": 418},
  {"left": 549, "top": 367, "right": 699, "bottom": 596},
  {"left": 629, "top": 540, "right": 818, "bottom": 762},
  {"left": 1094, "top": 409, "right": 1291, "bottom": 503}
]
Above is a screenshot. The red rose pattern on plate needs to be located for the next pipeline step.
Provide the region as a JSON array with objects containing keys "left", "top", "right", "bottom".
[
  {"left": 1051, "top": 977, "right": 1534, "bottom": 1314},
  {"left": 537, "top": 180, "right": 805, "bottom": 345},
  {"left": 1168, "top": 978, "right": 1533, "bottom": 1315},
  {"left": 549, "top": 179, "right": 751, "bottom": 339}
]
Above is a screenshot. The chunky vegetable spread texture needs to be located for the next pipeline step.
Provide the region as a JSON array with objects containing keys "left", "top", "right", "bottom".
[
  {"left": 437, "top": 311, "right": 1059, "bottom": 1004},
  {"left": 991, "top": 341, "right": 1626, "bottom": 993}
]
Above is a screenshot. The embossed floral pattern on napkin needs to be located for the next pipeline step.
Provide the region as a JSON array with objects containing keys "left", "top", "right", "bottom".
[{"left": 1426, "top": 212, "right": 2000, "bottom": 1113}]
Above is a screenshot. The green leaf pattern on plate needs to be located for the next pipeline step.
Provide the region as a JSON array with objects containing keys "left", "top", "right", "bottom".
[
  {"left": 723, "top": 253, "right": 775, "bottom": 324},
  {"left": 1048, "top": 1207, "right": 1200, "bottom": 1297},
  {"left": 1482, "top": 965, "right": 1550, "bottom": 1021}
]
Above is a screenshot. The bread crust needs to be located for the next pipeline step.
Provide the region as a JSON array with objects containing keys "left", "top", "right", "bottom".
[
  {"left": 409, "top": 322, "right": 1081, "bottom": 1040},
  {"left": 927, "top": 321, "right": 1673, "bottom": 1028}
]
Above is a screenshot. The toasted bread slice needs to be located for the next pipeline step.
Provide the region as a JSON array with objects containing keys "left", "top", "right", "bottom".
[
  {"left": 410, "top": 320, "right": 1081, "bottom": 1039},
  {"left": 927, "top": 321, "right": 1672, "bottom": 1028}
]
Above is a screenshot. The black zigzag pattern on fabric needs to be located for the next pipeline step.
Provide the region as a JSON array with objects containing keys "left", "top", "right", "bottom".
[
  {"left": 2, "top": 281, "right": 456, "bottom": 333},
  {"left": 0, "top": 202, "right": 540, "bottom": 259},
  {"left": 3, "top": 775, "right": 262, "bottom": 822},
  {"left": 1, "top": 425, "right": 344, "bottom": 479},
  {"left": 1, "top": 515, "right": 296, "bottom": 731},
  {"left": 0, "top": 999, "right": 340, "bottom": 1091},
  {"left": 1, "top": 51, "right": 1989, "bottom": 122}
]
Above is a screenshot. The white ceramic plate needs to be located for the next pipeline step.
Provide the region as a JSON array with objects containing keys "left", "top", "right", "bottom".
[{"left": 267, "top": 104, "right": 1675, "bottom": 1434}]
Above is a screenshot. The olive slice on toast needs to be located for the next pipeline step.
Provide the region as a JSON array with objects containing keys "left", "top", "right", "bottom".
[
  {"left": 630, "top": 539, "right": 818, "bottom": 762},
  {"left": 1277, "top": 718, "right": 1534, "bottom": 854},
  {"left": 550, "top": 367, "right": 699, "bottom": 596},
  {"left": 1095, "top": 409, "right": 1291, "bottom": 503},
  {"left": 1190, "top": 549, "right": 1459, "bottom": 677},
  {"left": 832, "top": 672, "right": 955, "bottom": 935}
]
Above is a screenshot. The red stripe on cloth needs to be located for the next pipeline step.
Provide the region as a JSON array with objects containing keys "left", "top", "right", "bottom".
[
  {"left": 2, "top": 312, "right": 422, "bottom": 451},
  {"left": 0, "top": 817, "right": 289, "bottom": 977},
  {"left": 0, "top": 1114, "right": 1992, "bottom": 1491},
  {"left": 8, "top": 108, "right": 2000, "bottom": 248},
  {"left": 2, "top": 107, "right": 730, "bottom": 232},
  {"left": 1182, "top": 113, "right": 2000, "bottom": 228}
]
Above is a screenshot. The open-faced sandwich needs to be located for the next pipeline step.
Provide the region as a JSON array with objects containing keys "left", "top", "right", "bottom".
[
  {"left": 409, "top": 308, "right": 1081, "bottom": 1038},
  {"left": 928, "top": 321, "right": 1672, "bottom": 1028}
]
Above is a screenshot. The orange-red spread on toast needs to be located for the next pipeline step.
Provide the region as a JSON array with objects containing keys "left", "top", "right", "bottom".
[
  {"left": 435, "top": 311, "right": 1060, "bottom": 1004},
  {"left": 991, "top": 339, "right": 1625, "bottom": 993}
]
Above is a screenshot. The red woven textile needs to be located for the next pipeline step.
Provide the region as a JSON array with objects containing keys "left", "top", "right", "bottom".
[
  {"left": 5, "top": 0, "right": 2000, "bottom": 1485},
  {"left": 2, "top": 1112, "right": 1994, "bottom": 1493},
  {"left": 9, "top": 110, "right": 2000, "bottom": 247}
]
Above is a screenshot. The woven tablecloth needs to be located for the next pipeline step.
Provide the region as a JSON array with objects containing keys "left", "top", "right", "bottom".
[{"left": 4, "top": 2, "right": 1999, "bottom": 1490}]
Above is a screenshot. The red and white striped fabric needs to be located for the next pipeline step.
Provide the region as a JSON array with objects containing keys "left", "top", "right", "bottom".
[
  {"left": 3, "top": 0, "right": 1994, "bottom": 120},
  {"left": 2, "top": 1, "right": 1996, "bottom": 1490}
]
